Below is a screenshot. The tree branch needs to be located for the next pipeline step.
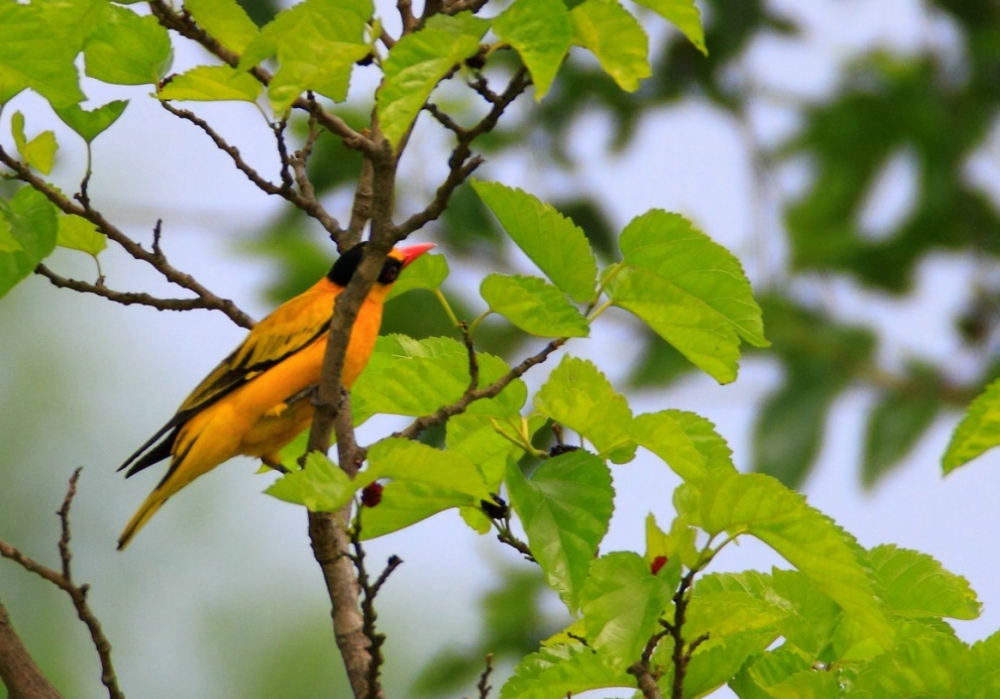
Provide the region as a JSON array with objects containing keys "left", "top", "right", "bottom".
[
  {"left": 0, "top": 148, "right": 254, "bottom": 329},
  {"left": 395, "top": 69, "right": 531, "bottom": 237},
  {"left": 0, "top": 598, "right": 65, "bottom": 699},
  {"left": 159, "top": 101, "right": 346, "bottom": 239},
  {"left": 394, "top": 336, "right": 567, "bottom": 441},
  {"left": 0, "top": 470, "right": 125, "bottom": 699}
]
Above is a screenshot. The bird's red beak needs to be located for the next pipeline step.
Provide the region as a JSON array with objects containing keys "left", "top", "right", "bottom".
[{"left": 398, "top": 243, "right": 436, "bottom": 268}]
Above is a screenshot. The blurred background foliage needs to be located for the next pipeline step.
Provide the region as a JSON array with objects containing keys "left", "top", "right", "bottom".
[
  {"left": 4, "top": 1, "right": 1000, "bottom": 698},
  {"left": 238, "top": 0, "right": 1000, "bottom": 493}
]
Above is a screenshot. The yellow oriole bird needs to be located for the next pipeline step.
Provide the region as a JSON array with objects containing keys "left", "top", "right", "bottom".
[{"left": 117, "top": 242, "right": 434, "bottom": 549}]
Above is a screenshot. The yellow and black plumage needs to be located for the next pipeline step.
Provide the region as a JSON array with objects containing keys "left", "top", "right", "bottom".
[{"left": 116, "top": 242, "right": 434, "bottom": 549}]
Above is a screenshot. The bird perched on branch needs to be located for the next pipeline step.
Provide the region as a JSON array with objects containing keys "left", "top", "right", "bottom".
[{"left": 116, "top": 242, "right": 434, "bottom": 549}]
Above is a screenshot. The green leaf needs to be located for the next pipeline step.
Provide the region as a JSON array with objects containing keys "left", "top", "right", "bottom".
[
  {"left": 570, "top": 0, "right": 650, "bottom": 92},
  {"left": 498, "top": 643, "right": 632, "bottom": 699},
  {"left": 645, "top": 513, "right": 698, "bottom": 571},
  {"left": 731, "top": 646, "right": 839, "bottom": 699},
  {"left": 11, "top": 112, "right": 56, "bottom": 175},
  {"left": 943, "top": 377, "right": 1000, "bottom": 473},
  {"left": 159, "top": 65, "right": 262, "bottom": 102},
  {"left": 359, "top": 438, "right": 492, "bottom": 538},
  {"left": 771, "top": 568, "right": 842, "bottom": 658},
  {"left": 0, "top": 0, "right": 86, "bottom": 108},
  {"left": 866, "top": 544, "right": 980, "bottom": 620},
  {"left": 351, "top": 335, "right": 525, "bottom": 423},
  {"left": 481, "top": 274, "right": 589, "bottom": 338},
  {"left": 446, "top": 412, "right": 522, "bottom": 490},
  {"left": 472, "top": 180, "right": 598, "bottom": 303},
  {"left": 0, "top": 188, "right": 60, "bottom": 299},
  {"left": 686, "top": 572, "right": 790, "bottom": 642},
  {"left": 238, "top": 0, "right": 372, "bottom": 113},
  {"left": 668, "top": 630, "right": 779, "bottom": 698},
  {"left": 631, "top": 0, "right": 707, "bottom": 55},
  {"left": 84, "top": 5, "right": 172, "bottom": 85},
  {"left": 57, "top": 214, "right": 105, "bottom": 257},
  {"left": 850, "top": 622, "right": 967, "bottom": 698},
  {"left": 579, "top": 551, "right": 674, "bottom": 667},
  {"left": 184, "top": 0, "right": 260, "bottom": 53},
  {"left": 696, "top": 471, "right": 891, "bottom": 650},
  {"left": 632, "top": 409, "right": 736, "bottom": 483},
  {"left": 54, "top": 100, "right": 128, "bottom": 143},
  {"left": 377, "top": 12, "right": 489, "bottom": 148},
  {"left": 964, "top": 630, "right": 1000, "bottom": 699},
  {"left": 493, "top": 0, "right": 572, "bottom": 100},
  {"left": 386, "top": 252, "right": 448, "bottom": 301},
  {"left": 863, "top": 370, "right": 941, "bottom": 487},
  {"left": 607, "top": 210, "right": 768, "bottom": 384},
  {"left": 265, "top": 452, "right": 357, "bottom": 511},
  {"left": 534, "top": 356, "right": 635, "bottom": 463},
  {"left": 506, "top": 451, "right": 614, "bottom": 611}
]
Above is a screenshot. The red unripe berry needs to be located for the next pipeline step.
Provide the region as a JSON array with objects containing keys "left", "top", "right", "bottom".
[
  {"left": 651, "top": 555, "right": 668, "bottom": 575},
  {"left": 361, "top": 482, "right": 384, "bottom": 508}
]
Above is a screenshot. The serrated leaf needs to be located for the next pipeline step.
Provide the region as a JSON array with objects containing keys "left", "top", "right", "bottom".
[
  {"left": 866, "top": 544, "right": 980, "bottom": 620},
  {"left": 351, "top": 335, "right": 525, "bottom": 423},
  {"left": 633, "top": 409, "right": 736, "bottom": 483},
  {"left": 184, "top": 0, "right": 259, "bottom": 53},
  {"left": 493, "top": 0, "right": 572, "bottom": 100},
  {"left": 534, "top": 356, "right": 635, "bottom": 463},
  {"left": 632, "top": 0, "right": 707, "bottom": 55},
  {"left": 498, "top": 643, "right": 631, "bottom": 699},
  {"left": 686, "top": 574, "right": 790, "bottom": 642},
  {"left": 731, "top": 646, "right": 838, "bottom": 699},
  {"left": 54, "top": 100, "right": 128, "bottom": 143},
  {"left": 771, "top": 569, "right": 842, "bottom": 658},
  {"left": 57, "top": 214, "right": 105, "bottom": 257},
  {"left": 11, "top": 112, "right": 56, "bottom": 175},
  {"left": 506, "top": 451, "right": 614, "bottom": 611},
  {"left": 359, "top": 438, "right": 492, "bottom": 538},
  {"left": 482, "top": 274, "right": 589, "bottom": 338},
  {"left": 386, "top": 252, "right": 448, "bottom": 301},
  {"left": 159, "top": 65, "right": 262, "bottom": 102},
  {"left": 239, "top": 0, "right": 372, "bottom": 113},
  {"left": 472, "top": 181, "right": 598, "bottom": 303},
  {"left": 579, "top": 551, "right": 674, "bottom": 667},
  {"left": 670, "top": 630, "right": 779, "bottom": 698},
  {"left": 265, "top": 451, "right": 357, "bottom": 510},
  {"left": 377, "top": 12, "right": 488, "bottom": 148},
  {"left": 0, "top": 188, "right": 58, "bottom": 299},
  {"left": 570, "top": 0, "right": 650, "bottom": 92},
  {"left": 0, "top": 1, "right": 86, "bottom": 108},
  {"left": 0, "top": 217, "right": 19, "bottom": 253},
  {"left": 943, "top": 377, "right": 1000, "bottom": 473},
  {"left": 963, "top": 630, "right": 1000, "bottom": 699},
  {"left": 696, "top": 471, "right": 891, "bottom": 649},
  {"left": 645, "top": 513, "right": 698, "bottom": 571},
  {"left": 446, "top": 412, "right": 522, "bottom": 490},
  {"left": 850, "top": 622, "right": 967, "bottom": 698},
  {"left": 84, "top": 5, "right": 172, "bottom": 85},
  {"left": 607, "top": 210, "right": 767, "bottom": 384}
]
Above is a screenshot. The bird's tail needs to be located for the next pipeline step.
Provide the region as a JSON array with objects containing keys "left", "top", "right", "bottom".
[{"left": 117, "top": 487, "right": 168, "bottom": 550}]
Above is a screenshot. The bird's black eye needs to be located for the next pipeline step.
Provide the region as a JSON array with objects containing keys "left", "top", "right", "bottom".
[{"left": 378, "top": 258, "right": 403, "bottom": 285}]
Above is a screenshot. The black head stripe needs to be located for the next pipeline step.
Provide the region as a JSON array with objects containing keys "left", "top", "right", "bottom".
[{"left": 326, "top": 242, "right": 403, "bottom": 287}]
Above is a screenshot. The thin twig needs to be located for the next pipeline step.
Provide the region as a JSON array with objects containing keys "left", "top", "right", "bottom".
[
  {"left": 0, "top": 145, "right": 254, "bottom": 329},
  {"left": 159, "top": 101, "right": 345, "bottom": 239},
  {"left": 0, "top": 470, "right": 125, "bottom": 699},
  {"left": 395, "top": 68, "right": 531, "bottom": 237},
  {"left": 395, "top": 337, "right": 566, "bottom": 441},
  {"left": 35, "top": 264, "right": 250, "bottom": 318},
  {"left": 472, "top": 654, "right": 494, "bottom": 699}
]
